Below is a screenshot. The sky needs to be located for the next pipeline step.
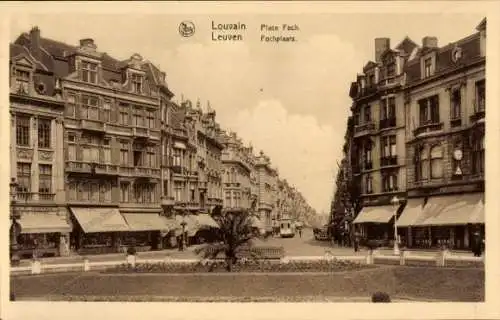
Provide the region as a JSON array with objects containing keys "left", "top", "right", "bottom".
[{"left": 7, "top": 10, "right": 485, "bottom": 214}]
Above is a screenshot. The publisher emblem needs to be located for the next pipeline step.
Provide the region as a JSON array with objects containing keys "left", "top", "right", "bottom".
[{"left": 179, "top": 21, "right": 195, "bottom": 37}]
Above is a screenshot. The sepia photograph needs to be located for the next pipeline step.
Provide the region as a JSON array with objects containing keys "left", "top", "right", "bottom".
[{"left": 1, "top": 1, "right": 499, "bottom": 320}]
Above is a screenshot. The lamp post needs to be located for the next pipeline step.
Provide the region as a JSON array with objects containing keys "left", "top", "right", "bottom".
[
  {"left": 391, "top": 195, "right": 400, "bottom": 255},
  {"left": 10, "top": 178, "right": 21, "bottom": 266}
]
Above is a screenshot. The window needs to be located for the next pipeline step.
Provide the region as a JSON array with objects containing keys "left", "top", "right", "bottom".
[
  {"left": 103, "top": 100, "right": 111, "bottom": 123},
  {"left": 173, "top": 148, "right": 182, "bottom": 166},
  {"left": 418, "top": 95, "right": 440, "bottom": 125},
  {"left": 174, "top": 183, "right": 183, "bottom": 201},
  {"left": 78, "top": 182, "right": 89, "bottom": 201},
  {"left": 38, "top": 118, "right": 51, "bottom": 149},
  {"left": 81, "top": 95, "right": 99, "bottom": 120},
  {"left": 190, "top": 188, "right": 195, "bottom": 202},
  {"left": 234, "top": 192, "right": 241, "bottom": 207},
  {"left": 363, "top": 105, "right": 371, "bottom": 122},
  {"left": 131, "top": 74, "right": 143, "bottom": 94},
  {"left": 363, "top": 142, "right": 372, "bottom": 169},
  {"left": 68, "top": 182, "right": 77, "bottom": 201},
  {"left": 424, "top": 57, "right": 432, "bottom": 78},
  {"left": 16, "top": 115, "right": 30, "bottom": 146},
  {"left": 450, "top": 88, "right": 461, "bottom": 120},
  {"left": 67, "top": 142, "right": 76, "bottom": 161},
  {"left": 225, "top": 191, "right": 232, "bottom": 207},
  {"left": 17, "top": 162, "right": 31, "bottom": 193},
  {"left": 368, "top": 74, "right": 375, "bottom": 86},
  {"left": 475, "top": 80, "right": 485, "bottom": 112},
  {"left": 133, "top": 109, "right": 144, "bottom": 127},
  {"left": 38, "top": 164, "right": 52, "bottom": 194},
  {"left": 381, "top": 135, "right": 397, "bottom": 158},
  {"left": 14, "top": 69, "right": 30, "bottom": 93},
  {"left": 382, "top": 171, "right": 398, "bottom": 192},
  {"left": 380, "top": 97, "right": 396, "bottom": 122},
  {"left": 420, "top": 148, "right": 429, "bottom": 180},
  {"left": 90, "top": 183, "right": 99, "bottom": 202},
  {"left": 66, "top": 94, "right": 77, "bottom": 118},
  {"left": 81, "top": 61, "right": 98, "bottom": 84},
  {"left": 147, "top": 146, "right": 156, "bottom": 168},
  {"left": 147, "top": 111, "right": 155, "bottom": 129},
  {"left": 133, "top": 150, "right": 143, "bottom": 167},
  {"left": 365, "top": 175, "right": 373, "bottom": 194},
  {"left": 103, "top": 139, "right": 111, "bottom": 163},
  {"left": 472, "top": 135, "right": 485, "bottom": 175},
  {"left": 387, "top": 62, "right": 396, "bottom": 77},
  {"left": 119, "top": 107, "right": 129, "bottom": 125},
  {"left": 99, "top": 183, "right": 111, "bottom": 202},
  {"left": 120, "top": 142, "right": 129, "bottom": 165}
]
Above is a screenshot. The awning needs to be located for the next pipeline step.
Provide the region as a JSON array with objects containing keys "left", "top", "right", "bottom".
[
  {"left": 396, "top": 199, "right": 425, "bottom": 227},
  {"left": 194, "top": 214, "right": 219, "bottom": 229},
  {"left": 413, "top": 193, "right": 483, "bottom": 226},
  {"left": 353, "top": 205, "right": 395, "bottom": 224},
  {"left": 18, "top": 212, "right": 72, "bottom": 234},
  {"left": 122, "top": 213, "right": 173, "bottom": 232},
  {"left": 470, "top": 198, "right": 485, "bottom": 224},
  {"left": 70, "top": 207, "right": 129, "bottom": 233}
]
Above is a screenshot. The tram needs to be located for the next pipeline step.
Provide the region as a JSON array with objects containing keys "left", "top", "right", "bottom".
[{"left": 279, "top": 218, "right": 296, "bottom": 238}]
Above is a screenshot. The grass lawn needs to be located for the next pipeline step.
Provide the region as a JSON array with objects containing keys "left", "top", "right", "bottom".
[{"left": 11, "top": 266, "right": 484, "bottom": 302}]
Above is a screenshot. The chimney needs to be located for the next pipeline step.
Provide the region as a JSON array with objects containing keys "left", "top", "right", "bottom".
[
  {"left": 79, "top": 38, "right": 97, "bottom": 49},
  {"left": 375, "top": 38, "right": 390, "bottom": 63},
  {"left": 422, "top": 36, "right": 438, "bottom": 49},
  {"left": 29, "top": 26, "right": 41, "bottom": 58}
]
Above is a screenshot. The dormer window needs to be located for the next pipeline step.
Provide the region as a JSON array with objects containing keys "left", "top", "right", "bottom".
[
  {"left": 14, "top": 69, "right": 30, "bottom": 94},
  {"left": 423, "top": 57, "right": 432, "bottom": 78},
  {"left": 386, "top": 62, "right": 396, "bottom": 77},
  {"left": 81, "top": 61, "right": 98, "bottom": 84},
  {"left": 131, "top": 74, "right": 143, "bottom": 94}
]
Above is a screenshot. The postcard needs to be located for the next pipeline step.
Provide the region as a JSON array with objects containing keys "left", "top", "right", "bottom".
[{"left": 1, "top": 1, "right": 499, "bottom": 320}]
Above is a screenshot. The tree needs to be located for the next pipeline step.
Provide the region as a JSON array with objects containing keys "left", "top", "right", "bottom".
[{"left": 195, "top": 199, "right": 265, "bottom": 272}]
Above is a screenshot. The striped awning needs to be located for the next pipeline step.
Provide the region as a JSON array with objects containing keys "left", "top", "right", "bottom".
[
  {"left": 122, "top": 213, "right": 173, "bottom": 232},
  {"left": 194, "top": 213, "right": 219, "bottom": 229},
  {"left": 414, "top": 193, "right": 483, "bottom": 226},
  {"left": 396, "top": 199, "right": 425, "bottom": 227},
  {"left": 353, "top": 205, "right": 395, "bottom": 224}
]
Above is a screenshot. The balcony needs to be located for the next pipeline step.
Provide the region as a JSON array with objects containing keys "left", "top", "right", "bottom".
[
  {"left": 66, "top": 161, "right": 119, "bottom": 177},
  {"left": 80, "top": 119, "right": 106, "bottom": 133},
  {"left": 133, "top": 167, "right": 161, "bottom": 179},
  {"left": 470, "top": 100, "right": 485, "bottom": 123},
  {"left": 358, "top": 85, "right": 378, "bottom": 98},
  {"left": 171, "top": 165, "right": 184, "bottom": 175},
  {"left": 413, "top": 121, "right": 443, "bottom": 137},
  {"left": 14, "top": 192, "right": 55, "bottom": 203},
  {"left": 378, "top": 74, "right": 404, "bottom": 89},
  {"left": 379, "top": 118, "right": 396, "bottom": 130},
  {"left": 132, "top": 127, "right": 150, "bottom": 140},
  {"left": 362, "top": 161, "right": 373, "bottom": 171},
  {"left": 354, "top": 122, "right": 376, "bottom": 137},
  {"left": 380, "top": 156, "right": 398, "bottom": 167}
]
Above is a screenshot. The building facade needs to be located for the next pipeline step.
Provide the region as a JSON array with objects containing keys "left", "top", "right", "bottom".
[
  {"left": 254, "top": 151, "right": 278, "bottom": 233},
  {"left": 397, "top": 19, "right": 486, "bottom": 249},
  {"left": 9, "top": 34, "right": 68, "bottom": 258}
]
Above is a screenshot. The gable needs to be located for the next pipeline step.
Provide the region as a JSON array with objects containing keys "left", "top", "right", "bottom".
[{"left": 13, "top": 55, "right": 34, "bottom": 69}]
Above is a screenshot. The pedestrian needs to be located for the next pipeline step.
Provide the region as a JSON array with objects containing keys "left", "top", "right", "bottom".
[
  {"left": 354, "top": 233, "right": 359, "bottom": 252},
  {"left": 472, "top": 232, "right": 481, "bottom": 257},
  {"left": 298, "top": 228, "right": 302, "bottom": 238}
]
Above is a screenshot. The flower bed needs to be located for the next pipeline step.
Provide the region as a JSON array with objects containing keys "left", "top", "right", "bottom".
[{"left": 105, "top": 259, "right": 374, "bottom": 274}]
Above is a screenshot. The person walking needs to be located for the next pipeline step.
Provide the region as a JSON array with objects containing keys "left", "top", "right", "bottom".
[
  {"left": 354, "top": 232, "right": 360, "bottom": 252},
  {"left": 472, "top": 232, "right": 481, "bottom": 257},
  {"left": 298, "top": 228, "right": 302, "bottom": 238}
]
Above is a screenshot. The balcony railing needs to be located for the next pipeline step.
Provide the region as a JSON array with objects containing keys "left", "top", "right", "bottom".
[
  {"left": 132, "top": 127, "right": 150, "bottom": 140},
  {"left": 66, "top": 161, "right": 119, "bottom": 176},
  {"left": 80, "top": 119, "right": 106, "bottom": 133},
  {"left": 363, "top": 161, "right": 373, "bottom": 171},
  {"left": 161, "top": 196, "right": 175, "bottom": 207},
  {"left": 15, "top": 192, "right": 55, "bottom": 202},
  {"left": 380, "top": 156, "right": 398, "bottom": 167},
  {"left": 359, "top": 85, "right": 378, "bottom": 97},
  {"left": 378, "top": 74, "right": 405, "bottom": 89},
  {"left": 354, "top": 122, "right": 376, "bottom": 136},
  {"left": 413, "top": 121, "right": 443, "bottom": 137},
  {"left": 379, "top": 118, "right": 396, "bottom": 130}
]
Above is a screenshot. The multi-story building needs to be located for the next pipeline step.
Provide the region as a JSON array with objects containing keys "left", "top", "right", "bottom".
[
  {"left": 396, "top": 19, "right": 486, "bottom": 249},
  {"left": 254, "top": 151, "right": 278, "bottom": 233},
  {"left": 13, "top": 27, "right": 173, "bottom": 255},
  {"left": 350, "top": 37, "right": 416, "bottom": 240},
  {"left": 221, "top": 131, "right": 255, "bottom": 210},
  {"left": 9, "top": 31, "right": 69, "bottom": 258}
]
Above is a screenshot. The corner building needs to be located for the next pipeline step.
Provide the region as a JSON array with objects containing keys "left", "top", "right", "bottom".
[
  {"left": 350, "top": 37, "right": 414, "bottom": 242},
  {"left": 396, "top": 19, "right": 486, "bottom": 249},
  {"left": 13, "top": 28, "right": 172, "bottom": 255}
]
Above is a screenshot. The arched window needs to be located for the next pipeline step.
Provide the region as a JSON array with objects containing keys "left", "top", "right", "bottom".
[
  {"left": 430, "top": 145, "right": 444, "bottom": 179},
  {"left": 419, "top": 148, "right": 429, "bottom": 180}
]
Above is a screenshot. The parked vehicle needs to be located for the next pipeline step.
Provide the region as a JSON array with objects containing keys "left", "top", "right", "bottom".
[
  {"left": 313, "top": 225, "right": 329, "bottom": 241},
  {"left": 279, "top": 219, "right": 295, "bottom": 238}
]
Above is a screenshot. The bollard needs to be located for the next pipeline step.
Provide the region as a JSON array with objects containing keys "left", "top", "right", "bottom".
[
  {"left": 366, "top": 250, "right": 374, "bottom": 265},
  {"left": 126, "top": 254, "right": 136, "bottom": 267},
  {"left": 399, "top": 250, "right": 407, "bottom": 266},
  {"left": 31, "top": 259, "right": 41, "bottom": 275},
  {"left": 83, "top": 258, "right": 90, "bottom": 271}
]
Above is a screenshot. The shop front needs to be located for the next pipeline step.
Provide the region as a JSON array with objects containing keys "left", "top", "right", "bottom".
[
  {"left": 353, "top": 205, "right": 398, "bottom": 243},
  {"left": 69, "top": 207, "right": 130, "bottom": 255},
  {"left": 396, "top": 193, "right": 484, "bottom": 250},
  {"left": 15, "top": 209, "right": 72, "bottom": 258},
  {"left": 121, "top": 212, "right": 174, "bottom": 251}
]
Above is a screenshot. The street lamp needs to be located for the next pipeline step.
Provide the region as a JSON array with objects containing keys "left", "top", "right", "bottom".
[
  {"left": 391, "top": 195, "right": 400, "bottom": 255},
  {"left": 10, "top": 178, "right": 22, "bottom": 266}
]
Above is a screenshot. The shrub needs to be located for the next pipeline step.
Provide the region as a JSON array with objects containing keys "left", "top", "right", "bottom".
[
  {"left": 126, "top": 246, "right": 137, "bottom": 256},
  {"left": 371, "top": 291, "right": 391, "bottom": 303}
]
